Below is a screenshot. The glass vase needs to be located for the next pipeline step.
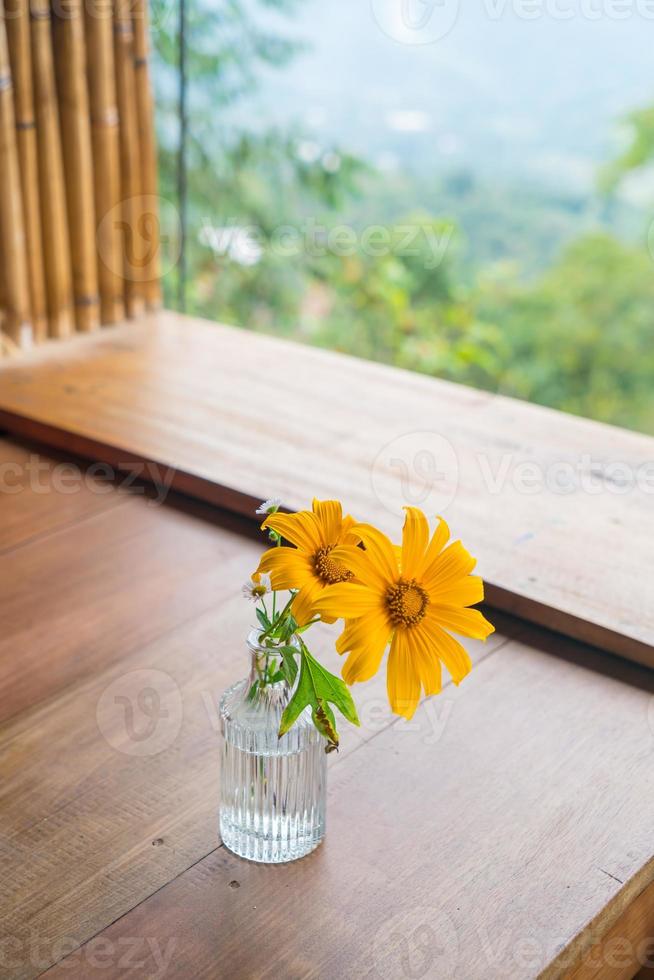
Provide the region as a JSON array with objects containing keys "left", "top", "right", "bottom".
[{"left": 219, "top": 630, "right": 327, "bottom": 863}]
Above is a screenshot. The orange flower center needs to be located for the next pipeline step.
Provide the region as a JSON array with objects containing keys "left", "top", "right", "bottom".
[
  {"left": 313, "top": 546, "right": 353, "bottom": 585},
  {"left": 386, "top": 578, "right": 429, "bottom": 628},
  {"left": 313, "top": 545, "right": 352, "bottom": 585}
]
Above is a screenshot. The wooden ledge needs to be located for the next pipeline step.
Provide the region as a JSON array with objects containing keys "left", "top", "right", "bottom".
[
  {"left": 0, "top": 309, "right": 652, "bottom": 666},
  {"left": 2, "top": 424, "right": 654, "bottom": 979}
]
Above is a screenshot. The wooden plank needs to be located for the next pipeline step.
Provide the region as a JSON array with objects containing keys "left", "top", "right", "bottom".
[
  {"left": 34, "top": 627, "right": 654, "bottom": 980},
  {"left": 0, "top": 487, "right": 261, "bottom": 725},
  {"left": 0, "top": 491, "right": 513, "bottom": 977},
  {"left": 0, "top": 311, "right": 652, "bottom": 666},
  {"left": 562, "top": 878, "right": 654, "bottom": 979},
  {"left": 0, "top": 436, "right": 130, "bottom": 553}
]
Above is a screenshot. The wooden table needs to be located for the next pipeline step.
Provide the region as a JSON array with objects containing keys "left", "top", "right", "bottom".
[
  {"left": 0, "top": 312, "right": 653, "bottom": 666},
  {"left": 2, "top": 432, "right": 654, "bottom": 980}
]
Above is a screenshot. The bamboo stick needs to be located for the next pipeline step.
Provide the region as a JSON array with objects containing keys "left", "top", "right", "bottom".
[
  {"left": 85, "top": 0, "right": 124, "bottom": 324},
  {"left": 29, "top": 0, "right": 73, "bottom": 337},
  {"left": 132, "top": 0, "right": 161, "bottom": 309},
  {"left": 5, "top": 0, "right": 47, "bottom": 341},
  {"left": 0, "top": 1, "right": 31, "bottom": 346},
  {"left": 0, "top": 325, "right": 21, "bottom": 355},
  {"left": 113, "top": 0, "right": 144, "bottom": 317},
  {"left": 53, "top": 0, "right": 100, "bottom": 332}
]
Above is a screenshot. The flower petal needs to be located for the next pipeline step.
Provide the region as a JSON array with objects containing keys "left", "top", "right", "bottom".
[
  {"left": 340, "top": 514, "right": 362, "bottom": 545},
  {"left": 387, "top": 630, "right": 421, "bottom": 720},
  {"left": 336, "top": 609, "right": 391, "bottom": 654},
  {"left": 329, "top": 544, "right": 388, "bottom": 590},
  {"left": 422, "top": 614, "right": 474, "bottom": 683},
  {"left": 424, "top": 515, "right": 450, "bottom": 558},
  {"left": 353, "top": 523, "right": 399, "bottom": 584},
  {"left": 312, "top": 498, "right": 344, "bottom": 546},
  {"left": 291, "top": 579, "right": 323, "bottom": 626},
  {"left": 339, "top": 614, "right": 391, "bottom": 684},
  {"left": 256, "top": 547, "right": 313, "bottom": 591},
  {"left": 314, "top": 583, "right": 382, "bottom": 619},
  {"left": 262, "top": 510, "right": 321, "bottom": 553},
  {"left": 401, "top": 507, "right": 430, "bottom": 579},
  {"left": 422, "top": 540, "right": 476, "bottom": 593},
  {"left": 427, "top": 604, "right": 495, "bottom": 642},
  {"left": 429, "top": 574, "right": 484, "bottom": 607},
  {"left": 405, "top": 627, "right": 442, "bottom": 696}
]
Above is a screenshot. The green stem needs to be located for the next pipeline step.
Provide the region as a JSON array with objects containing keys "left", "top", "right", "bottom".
[{"left": 258, "top": 593, "right": 295, "bottom": 641}]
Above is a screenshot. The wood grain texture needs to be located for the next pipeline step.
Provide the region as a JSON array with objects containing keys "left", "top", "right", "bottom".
[
  {"left": 0, "top": 455, "right": 514, "bottom": 976},
  {"left": 36, "top": 628, "right": 654, "bottom": 980},
  {"left": 0, "top": 484, "right": 263, "bottom": 725},
  {"left": 0, "top": 435, "right": 130, "bottom": 553},
  {"left": 562, "top": 878, "right": 654, "bottom": 979},
  {"left": 2, "top": 439, "right": 653, "bottom": 980},
  {"left": 0, "top": 311, "right": 651, "bottom": 666}
]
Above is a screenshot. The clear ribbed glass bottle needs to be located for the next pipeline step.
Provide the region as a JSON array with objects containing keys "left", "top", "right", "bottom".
[{"left": 219, "top": 631, "right": 327, "bottom": 862}]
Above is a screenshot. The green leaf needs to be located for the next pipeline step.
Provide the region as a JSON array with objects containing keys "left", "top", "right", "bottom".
[
  {"left": 279, "top": 643, "right": 359, "bottom": 749},
  {"left": 256, "top": 607, "right": 269, "bottom": 630},
  {"left": 278, "top": 645, "right": 299, "bottom": 687}
]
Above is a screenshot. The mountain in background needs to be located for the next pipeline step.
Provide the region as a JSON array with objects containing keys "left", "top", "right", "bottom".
[{"left": 247, "top": 0, "right": 654, "bottom": 195}]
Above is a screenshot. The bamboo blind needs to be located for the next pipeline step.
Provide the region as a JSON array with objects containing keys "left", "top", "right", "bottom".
[{"left": 0, "top": 0, "right": 160, "bottom": 354}]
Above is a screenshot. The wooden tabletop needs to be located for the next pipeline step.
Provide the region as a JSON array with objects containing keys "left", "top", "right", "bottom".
[
  {"left": 0, "top": 312, "right": 653, "bottom": 668},
  {"left": 2, "top": 434, "right": 654, "bottom": 980}
]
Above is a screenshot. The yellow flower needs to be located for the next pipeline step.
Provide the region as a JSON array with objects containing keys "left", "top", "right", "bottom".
[
  {"left": 255, "top": 499, "right": 361, "bottom": 625},
  {"left": 313, "top": 507, "right": 495, "bottom": 720}
]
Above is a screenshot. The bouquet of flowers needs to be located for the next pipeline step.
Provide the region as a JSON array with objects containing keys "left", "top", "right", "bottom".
[{"left": 243, "top": 497, "right": 494, "bottom": 750}]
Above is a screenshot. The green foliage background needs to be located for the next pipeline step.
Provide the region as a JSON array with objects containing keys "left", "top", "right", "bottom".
[{"left": 151, "top": 0, "right": 654, "bottom": 435}]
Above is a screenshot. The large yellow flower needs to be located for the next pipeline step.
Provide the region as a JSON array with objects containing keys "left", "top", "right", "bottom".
[
  {"left": 313, "top": 507, "right": 494, "bottom": 719},
  {"left": 255, "top": 499, "right": 361, "bottom": 625}
]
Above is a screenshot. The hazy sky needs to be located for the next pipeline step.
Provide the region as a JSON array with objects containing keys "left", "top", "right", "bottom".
[{"left": 248, "top": 0, "right": 654, "bottom": 186}]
